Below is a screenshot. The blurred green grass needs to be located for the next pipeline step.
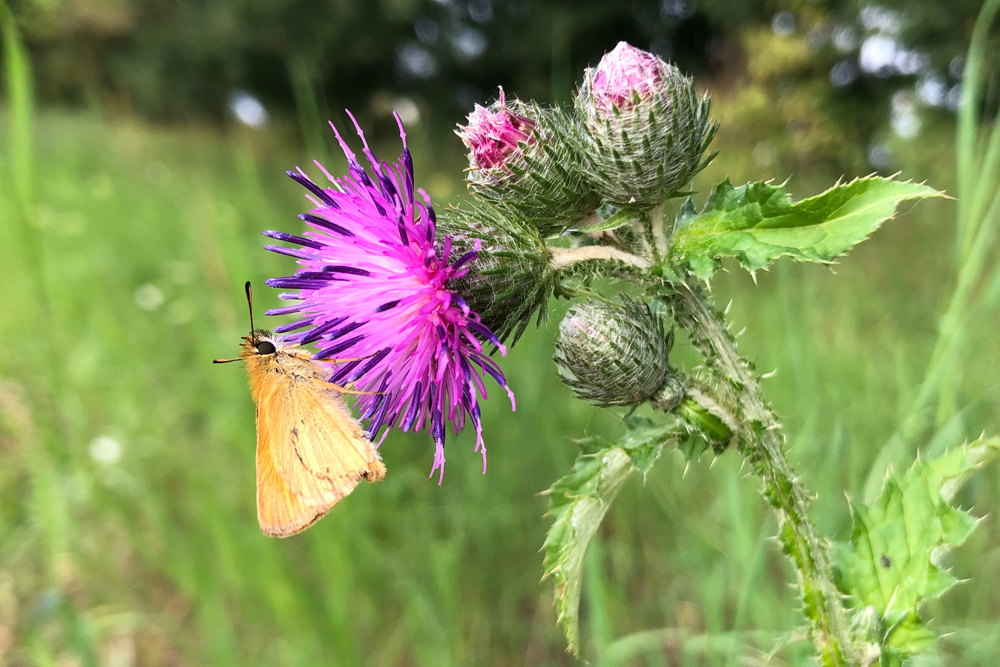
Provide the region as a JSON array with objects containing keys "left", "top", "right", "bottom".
[{"left": 4, "top": 64, "right": 1000, "bottom": 667}]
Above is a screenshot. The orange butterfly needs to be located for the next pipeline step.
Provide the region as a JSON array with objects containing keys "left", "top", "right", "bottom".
[{"left": 215, "top": 282, "right": 385, "bottom": 537}]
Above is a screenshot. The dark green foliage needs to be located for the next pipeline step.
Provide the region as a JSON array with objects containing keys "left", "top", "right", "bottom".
[{"left": 9, "top": 0, "right": 725, "bottom": 124}]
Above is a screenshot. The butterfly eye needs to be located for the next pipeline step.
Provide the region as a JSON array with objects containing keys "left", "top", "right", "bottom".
[{"left": 256, "top": 340, "right": 277, "bottom": 355}]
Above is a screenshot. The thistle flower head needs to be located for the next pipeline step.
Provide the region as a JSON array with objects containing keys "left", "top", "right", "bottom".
[
  {"left": 554, "top": 297, "right": 673, "bottom": 407},
  {"left": 458, "top": 87, "right": 537, "bottom": 173},
  {"left": 264, "top": 112, "right": 515, "bottom": 482},
  {"left": 575, "top": 42, "right": 718, "bottom": 208},
  {"left": 458, "top": 89, "right": 600, "bottom": 235},
  {"left": 590, "top": 41, "right": 665, "bottom": 113}
]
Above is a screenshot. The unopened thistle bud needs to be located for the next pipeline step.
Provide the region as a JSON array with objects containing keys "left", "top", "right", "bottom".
[
  {"left": 437, "top": 202, "right": 554, "bottom": 345},
  {"left": 554, "top": 297, "right": 674, "bottom": 407},
  {"left": 574, "top": 42, "right": 718, "bottom": 208},
  {"left": 457, "top": 88, "right": 599, "bottom": 235}
]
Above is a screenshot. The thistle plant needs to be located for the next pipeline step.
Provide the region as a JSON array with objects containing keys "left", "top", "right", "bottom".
[
  {"left": 444, "top": 41, "right": 997, "bottom": 667},
  {"left": 264, "top": 39, "right": 999, "bottom": 667}
]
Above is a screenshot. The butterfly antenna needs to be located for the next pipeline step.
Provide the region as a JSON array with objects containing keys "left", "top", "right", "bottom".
[
  {"left": 245, "top": 281, "right": 256, "bottom": 333},
  {"left": 213, "top": 357, "right": 241, "bottom": 364},
  {"left": 213, "top": 282, "right": 258, "bottom": 365}
]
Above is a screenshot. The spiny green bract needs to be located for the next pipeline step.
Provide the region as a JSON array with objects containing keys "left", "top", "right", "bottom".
[
  {"left": 666, "top": 177, "right": 943, "bottom": 280},
  {"left": 833, "top": 437, "right": 1000, "bottom": 666},
  {"left": 436, "top": 202, "right": 554, "bottom": 345}
]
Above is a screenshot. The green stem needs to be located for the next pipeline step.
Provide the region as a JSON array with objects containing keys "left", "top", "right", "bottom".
[
  {"left": 548, "top": 245, "right": 652, "bottom": 271},
  {"left": 672, "top": 281, "right": 857, "bottom": 667},
  {"left": 675, "top": 395, "right": 734, "bottom": 444}
]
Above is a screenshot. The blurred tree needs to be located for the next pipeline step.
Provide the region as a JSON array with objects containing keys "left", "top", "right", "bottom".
[
  {"left": 5, "top": 0, "right": 995, "bottom": 173},
  {"left": 702, "top": 0, "right": 993, "bottom": 175},
  {"left": 9, "top": 0, "right": 723, "bottom": 123}
]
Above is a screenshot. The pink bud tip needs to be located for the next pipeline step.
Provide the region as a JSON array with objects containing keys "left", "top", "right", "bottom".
[
  {"left": 591, "top": 41, "right": 666, "bottom": 113},
  {"left": 457, "top": 87, "right": 537, "bottom": 170}
]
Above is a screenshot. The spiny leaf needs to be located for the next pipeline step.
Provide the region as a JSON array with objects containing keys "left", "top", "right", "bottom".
[
  {"left": 885, "top": 612, "right": 937, "bottom": 656},
  {"left": 833, "top": 437, "right": 1000, "bottom": 662},
  {"left": 542, "top": 420, "right": 682, "bottom": 655},
  {"left": 542, "top": 445, "right": 631, "bottom": 656},
  {"left": 619, "top": 417, "right": 678, "bottom": 475},
  {"left": 678, "top": 433, "right": 711, "bottom": 462},
  {"left": 666, "top": 177, "right": 942, "bottom": 280}
]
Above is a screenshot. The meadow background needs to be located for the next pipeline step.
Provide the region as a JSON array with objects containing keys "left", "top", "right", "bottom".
[{"left": 3, "top": 0, "right": 1000, "bottom": 665}]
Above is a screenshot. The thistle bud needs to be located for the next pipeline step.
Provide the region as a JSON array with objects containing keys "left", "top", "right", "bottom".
[
  {"left": 437, "top": 202, "right": 554, "bottom": 345},
  {"left": 574, "top": 42, "right": 718, "bottom": 208},
  {"left": 457, "top": 88, "right": 599, "bottom": 235},
  {"left": 554, "top": 297, "right": 674, "bottom": 407}
]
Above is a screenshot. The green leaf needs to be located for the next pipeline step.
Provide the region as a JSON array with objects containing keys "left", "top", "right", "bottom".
[
  {"left": 619, "top": 417, "right": 676, "bottom": 475},
  {"left": 885, "top": 612, "right": 937, "bottom": 656},
  {"left": 666, "top": 177, "right": 942, "bottom": 280},
  {"left": 833, "top": 437, "right": 1000, "bottom": 661},
  {"left": 542, "top": 421, "right": 682, "bottom": 655},
  {"left": 542, "top": 444, "right": 631, "bottom": 656}
]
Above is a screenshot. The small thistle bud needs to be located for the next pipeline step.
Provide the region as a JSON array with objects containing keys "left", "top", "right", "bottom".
[
  {"left": 457, "top": 88, "right": 599, "bottom": 235},
  {"left": 554, "top": 297, "right": 673, "bottom": 407},
  {"left": 437, "top": 202, "right": 554, "bottom": 345},
  {"left": 590, "top": 42, "right": 664, "bottom": 113},
  {"left": 574, "top": 42, "right": 718, "bottom": 208}
]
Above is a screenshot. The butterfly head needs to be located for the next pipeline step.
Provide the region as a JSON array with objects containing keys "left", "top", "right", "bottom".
[
  {"left": 214, "top": 282, "right": 286, "bottom": 365},
  {"left": 242, "top": 328, "right": 281, "bottom": 358}
]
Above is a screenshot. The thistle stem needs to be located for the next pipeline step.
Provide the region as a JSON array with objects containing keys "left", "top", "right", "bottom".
[
  {"left": 548, "top": 246, "right": 652, "bottom": 271},
  {"left": 672, "top": 281, "right": 857, "bottom": 667}
]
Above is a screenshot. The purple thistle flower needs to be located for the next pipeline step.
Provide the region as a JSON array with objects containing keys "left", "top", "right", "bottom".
[{"left": 264, "top": 111, "right": 516, "bottom": 483}]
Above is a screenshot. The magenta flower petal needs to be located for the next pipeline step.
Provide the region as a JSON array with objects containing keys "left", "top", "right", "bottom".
[{"left": 264, "top": 111, "right": 515, "bottom": 483}]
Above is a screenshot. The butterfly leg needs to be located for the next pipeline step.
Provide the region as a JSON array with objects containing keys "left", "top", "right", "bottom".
[
  {"left": 289, "top": 351, "right": 376, "bottom": 364},
  {"left": 309, "top": 377, "right": 384, "bottom": 396}
]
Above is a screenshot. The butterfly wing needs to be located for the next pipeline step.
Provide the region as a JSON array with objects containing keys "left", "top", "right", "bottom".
[{"left": 253, "top": 358, "right": 385, "bottom": 537}]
